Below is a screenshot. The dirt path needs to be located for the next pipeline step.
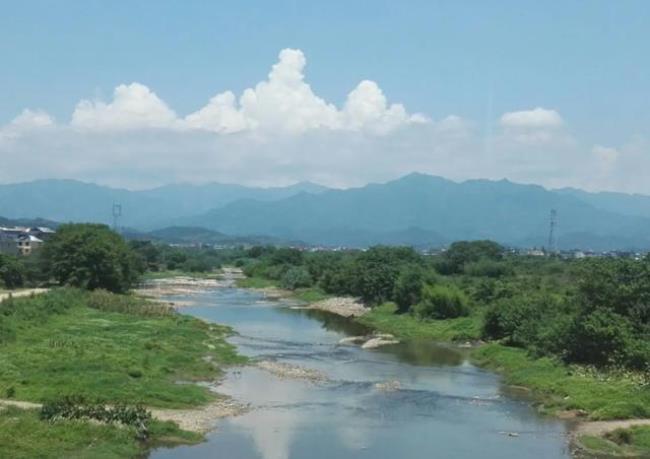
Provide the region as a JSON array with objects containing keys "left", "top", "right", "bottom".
[
  {"left": 575, "top": 419, "right": 650, "bottom": 437},
  {"left": 0, "top": 288, "right": 48, "bottom": 302}
]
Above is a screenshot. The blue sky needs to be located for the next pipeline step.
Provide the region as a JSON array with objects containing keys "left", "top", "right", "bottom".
[{"left": 1, "top": 1, "right": 649, "bottom": 192}]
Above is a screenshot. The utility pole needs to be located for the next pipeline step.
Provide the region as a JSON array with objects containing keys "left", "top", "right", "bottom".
[
  {"left": 112, "top": 203, "right": 122, "bottom": 233},
  {"left": 548, "top": 209, "right": 557, "bottom": 254}
]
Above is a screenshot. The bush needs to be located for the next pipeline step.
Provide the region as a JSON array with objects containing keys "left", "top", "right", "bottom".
[
  {"left": 415, "top": 284, "right": 470, "bottom": 319},
  {"left": 564, "top": 309, "right": 634, "bottom": 367},
  {"left": 280, "top": 267, "right": 313, "bottom": 290},
  {"left": 40, "top": 396, "right": 152, "bottom": 440},
  {"left": 464, "top": 259, "right": 511, "bottom": 278}
]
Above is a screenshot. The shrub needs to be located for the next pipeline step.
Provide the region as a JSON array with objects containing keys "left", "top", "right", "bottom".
[
  {"left": 464, "top": 259, "right": 511, "bottom": 278},
  {"left": 280, "top": 267, "right": 313, "bottom": 290},
  {"left": 564, "top": 309, "right": 634, "bottom": 367},
  {"left": 415, "top": 284, "right": 470, "bottom": 319},
  {"left": 40, "top": 396, "right": 152, "bottom": 440}
]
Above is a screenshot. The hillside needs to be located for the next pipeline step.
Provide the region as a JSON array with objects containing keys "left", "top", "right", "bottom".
[{"left": 178, "top": 173, "right": 650, "bottom": 250}]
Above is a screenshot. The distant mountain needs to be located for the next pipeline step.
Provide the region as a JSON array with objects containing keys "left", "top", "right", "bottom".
[
  {"left": 177, "top": 173, "right": 650, "bottom": 250},
  {"left": 141, "top": 226, "right": 289, "bottom": 246},
  {"left": 0, "top": 216, "right": 59, "bottom": 229},
  {"left": 0, "top": 179, "right": 329, "bottom": 228},
  {"left": 556, "top": 188, "right": 650, "bottom": 219}
]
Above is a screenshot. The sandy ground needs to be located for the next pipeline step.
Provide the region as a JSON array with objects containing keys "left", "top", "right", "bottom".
[
  {"left": 298, "top": 297, "right": 370, "bottom": 318},
  {"left": 0, "top": 288, "right": 48, "bottom": 302},
  {"left": 574, "top": 418, "right": 650, "bottom": 437},
  {"left": 150, "top": 398, "right": 248, "bottom": 433}
]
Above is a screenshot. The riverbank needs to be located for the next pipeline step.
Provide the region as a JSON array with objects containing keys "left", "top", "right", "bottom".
[
  {"left": 235, "top": 275, "right": 650, "bottom": 457},
  {"left": 0, "top": 287, "right": 247, "bottom": 457}
]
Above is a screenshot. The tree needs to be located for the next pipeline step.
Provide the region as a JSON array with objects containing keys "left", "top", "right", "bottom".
[
  {"left": 393, "top": 265, "right": 425, "bottom": 313},
  {"left": 42, "top": 224, "right": 140, "bottom": 293},
  {"left": 442, "top": 240, "right": 504, "bottom": 274},
  {"left": 0, "top": 254, "right": 26, "bottom": 289}
]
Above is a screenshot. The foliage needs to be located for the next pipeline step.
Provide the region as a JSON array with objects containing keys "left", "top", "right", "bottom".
[
  {"left": 393, "top": 265, "right": 425, "bottom": 313},
  {"left": 42, "top": 224, "right": 141, "bottom": 293},
  {"left": 415, "top": 284, "right": 470, "bottom": 319},
  {"left": 280, "top": 266, "right": 313, "bottom": 290},
  {"left": 0, "top": 288, "right": 245, "bottom": 407},
  {"left": 0, "top": 254, "right": 26, "bottom": 289},
  {"left": 41, "top": 396, "right": 152, "bottom": 440}
]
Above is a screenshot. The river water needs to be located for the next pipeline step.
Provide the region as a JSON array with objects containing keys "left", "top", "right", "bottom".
[{"left": 151, "top": 287, "right": 572, "bottom": 459}]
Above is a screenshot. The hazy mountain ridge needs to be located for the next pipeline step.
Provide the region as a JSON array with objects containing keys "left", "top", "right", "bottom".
[
  {"left": 0, "top": 179, "right": 329, "bottom": 228},
  {"left": 3, "top": 174, "right": 650, "bottom": 250},
  {"left": 178, "top": 173, "right": 650, "bottom": 250}
]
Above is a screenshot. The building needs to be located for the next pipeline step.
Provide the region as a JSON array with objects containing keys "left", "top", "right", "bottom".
[{"left": 0, "top": 226, "right": 54, "bottom": 256}]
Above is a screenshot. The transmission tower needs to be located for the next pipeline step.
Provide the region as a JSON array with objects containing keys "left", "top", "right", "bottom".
[
  {"left": 112, "top": 203, "right": 122, "bottom": 233},
  {"left": 548, "top": 209, "right": 558, "bottom": 254}
]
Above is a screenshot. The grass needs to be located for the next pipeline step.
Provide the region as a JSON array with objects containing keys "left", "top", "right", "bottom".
[
  {"left": 356, "top": 302, "right": 483, "bottom": 342},
  {"left": 0, "top": 406, "right": 203, "bottom": 459},
  {"left": 292, "top": 287, "right": 331, "bottom": 303},
  {"left": 471, "top": 344, "right": 650, "bottom": 420},
  {"left": 0, "top": 289, "right": 245, "bottom": 408},
  {"left": 0, "top": 288, "right": 246, "bottom": 457},
  {"left": 235, "top": 276, "right": 279, "bottom": 289},
  {"left": 579, "top": 426, "right": 650, "bottom": 457}
]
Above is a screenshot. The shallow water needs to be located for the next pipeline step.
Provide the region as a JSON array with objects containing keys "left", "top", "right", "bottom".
[{"left": 151, "top": 288, "right": 571, "bottom": 459}]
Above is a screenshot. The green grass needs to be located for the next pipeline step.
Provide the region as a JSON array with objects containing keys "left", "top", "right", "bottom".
[
  {"left": 356, "top": 302, "right": 483, "bottom": 342},
  {"left": 0, "top": 289, "right": 246, "bottom": 408},
  {"left": 578, "top": 426, "right": 650, "bottom": 457},
  {"left": 471, "top": 344, "right": 650, "bottom": 420},
  {"left": 0, "top": 406, "right": 202, "bottom": 459},
  {"left": 292, "top": 288, "right": 331, "bottom": 303},
  {"left": 235, "top": 277, "right": 279, "bottom": 289}
]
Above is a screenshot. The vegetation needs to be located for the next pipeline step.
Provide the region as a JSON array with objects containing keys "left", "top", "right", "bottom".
[
  {"left": 238, "top": 241, "right": 650, "bottom": 421},
  {"left": 42, "top": 224, "right": 141, "bottom": 293},
  {"left": 0, "top": 287, "right": 244, "bottom": 457},
  {"left": 579, "top": 426, "right": 650, "bottom": 457}
]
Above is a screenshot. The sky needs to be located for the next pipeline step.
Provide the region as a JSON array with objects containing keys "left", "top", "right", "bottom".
[{"left": 1, "top": 1, "right": 649, "bottom": 192}]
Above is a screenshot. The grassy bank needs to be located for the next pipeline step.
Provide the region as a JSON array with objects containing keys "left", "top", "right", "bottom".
[
  {"left": 356, "top": 302, "right": 483, "bottom": 342},
  {"left": 578, "top": 426, "right": 650, "bottom": 458},
  {"left": 0, "top": 405, "right": 202, "bottom": 459},
  {"left": 472, "top": 344, "right": 650, "bottom": 420},
  {"left": 0, "top": 288, "right": 246, "bottom": 457}
]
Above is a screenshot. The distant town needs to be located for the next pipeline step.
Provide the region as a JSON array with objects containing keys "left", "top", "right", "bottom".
[{"left": 0, "top": 226, "right": 56, "bottom": 256}]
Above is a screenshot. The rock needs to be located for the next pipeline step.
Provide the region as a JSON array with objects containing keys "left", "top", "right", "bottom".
[
  {"left": 374, "top": 380, "right": 401, "bottom": 392},
  {"left": 361, "top": 337, "right": 400, "bottom": 349},
  {"left": 338, "top": 336, "right": 368, "bottom": 345}
]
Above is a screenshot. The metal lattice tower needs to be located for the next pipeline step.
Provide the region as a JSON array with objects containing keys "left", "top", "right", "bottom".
[
  {"left": 548, "top": 209, "right": 557, "bottom": 254},
  {"left": 112, "top": 203, "right": 122, "bottom": 232}
]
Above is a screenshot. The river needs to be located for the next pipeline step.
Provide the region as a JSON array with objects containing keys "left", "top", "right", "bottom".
[{"left": 151, "top": 287, "right": 572, "bottom": 459}]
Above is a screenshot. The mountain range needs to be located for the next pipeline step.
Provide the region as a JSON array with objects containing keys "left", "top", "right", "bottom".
[{"left": 2, "top": 174, "right": 650, "bottom": 250}]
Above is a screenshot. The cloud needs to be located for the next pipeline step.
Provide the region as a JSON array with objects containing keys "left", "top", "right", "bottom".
[
  {"left": 71, "top": 83, "right": 177, "bottom": 130},
  {"left": 183, "top": 49, "right": 425, "bottom": 135},
  {"left": 499, "top": 107, "right": 564, "bottom": 129},
  {"left": 1, "top": 49, "right": 649, "bottom": 194}
]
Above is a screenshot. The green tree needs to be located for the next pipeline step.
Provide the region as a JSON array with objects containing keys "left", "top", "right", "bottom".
[
  {"left": 42, "top": 224, "right": 140, "bottom": 293},
  {"left": 280, "top": 267, "right": 313, "bottom": 290},
  {"left": 0, "top": 254, "right": 26, "bottom": 289}
]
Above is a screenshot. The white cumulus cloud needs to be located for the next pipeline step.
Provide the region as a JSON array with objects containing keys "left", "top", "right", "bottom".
[
  {"left": 71, "top": 83, "right": 177, "bottom": 130},
  {"left": 500, "top": 107, "right": 564, "bottom": 129}
]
